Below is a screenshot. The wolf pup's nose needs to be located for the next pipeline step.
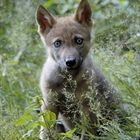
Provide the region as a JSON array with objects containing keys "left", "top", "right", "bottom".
[{"left": 65, "top": 57, "right": 76, "bottom": 68}]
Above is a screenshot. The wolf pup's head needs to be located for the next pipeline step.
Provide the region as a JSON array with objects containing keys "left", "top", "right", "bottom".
[{"left": 36, "top": 0, "right": 92, "bottom": 71}]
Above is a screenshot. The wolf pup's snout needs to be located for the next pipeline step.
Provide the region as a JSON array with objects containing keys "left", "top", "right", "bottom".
[{"left": 65, "top": 56, "right": 76, "bottom": 68}]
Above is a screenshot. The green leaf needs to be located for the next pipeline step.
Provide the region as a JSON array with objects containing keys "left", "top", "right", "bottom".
[
  {"left": 16, "top": 110, "right": 33, "bottom": 126},
  {"left": 60, "top": 128, "right": 76, "bottom": 138},
  {"left": 42, "top": 111, "right": 56, "bottom": 128},
  {"left": 43, "top": 110, "right": 56, "bottom": 121},
  {"left": 38, "top": 121, "right": 47, "bottom": 128}
]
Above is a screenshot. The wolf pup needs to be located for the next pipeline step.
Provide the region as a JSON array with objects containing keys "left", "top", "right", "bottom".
[{"left": 36, "top": 0, "right": 124, "bottom": 139}]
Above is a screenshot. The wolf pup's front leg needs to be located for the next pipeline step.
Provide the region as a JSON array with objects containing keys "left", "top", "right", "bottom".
[{"left": 39, "top": 60, "right": 64, "bottom": 139}]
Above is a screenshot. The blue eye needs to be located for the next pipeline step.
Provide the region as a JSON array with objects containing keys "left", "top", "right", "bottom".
[
  {"left": 75, "top": 37, "right": 84, "bottom": 45},
  {"left": 54, "top": 40, "right": 62, "bottom": 48}
]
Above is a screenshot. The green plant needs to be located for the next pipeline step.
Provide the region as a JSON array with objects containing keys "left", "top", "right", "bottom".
[{"left": 0, "top": 0, "right": 139, "bottom": 139}]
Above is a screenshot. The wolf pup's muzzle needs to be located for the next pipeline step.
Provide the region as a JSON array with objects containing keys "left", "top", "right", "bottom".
[{"left": 65, "top": 56, "right": 83, "bottom": 70}]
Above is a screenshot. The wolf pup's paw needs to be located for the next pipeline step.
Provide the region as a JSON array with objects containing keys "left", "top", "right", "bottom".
[{"left": 56, "top": 120, "right": 66, "bottom": 133}]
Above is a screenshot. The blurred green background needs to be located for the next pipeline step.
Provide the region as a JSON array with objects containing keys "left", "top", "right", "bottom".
[{"left": 0, "top": 0, "right": 140, "bottom": 139}]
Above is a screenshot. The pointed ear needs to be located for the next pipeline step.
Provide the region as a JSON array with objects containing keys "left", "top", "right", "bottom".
[
  {"left": 36, "top": 5, "right": 56, "bottom": 33},
  {"left": 74, "top": 0, "right": 92, "bottom": 27}
]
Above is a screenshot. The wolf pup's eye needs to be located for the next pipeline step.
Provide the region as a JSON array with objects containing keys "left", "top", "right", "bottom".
[
  {"left": 54, "top": 40, "right": 62, "bottom": 48},
  {"left": 75, "top": 37, "right": 84, "bottom": 45}
]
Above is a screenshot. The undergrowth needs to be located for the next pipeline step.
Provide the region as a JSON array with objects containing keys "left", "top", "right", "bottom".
[{"left": 0, "top": 0, "right": 140, "bottom": 139}]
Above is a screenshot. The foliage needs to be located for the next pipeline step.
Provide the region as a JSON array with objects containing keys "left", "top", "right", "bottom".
[{"left": 0, "top": 0, "right": 140, "bottom": 139}]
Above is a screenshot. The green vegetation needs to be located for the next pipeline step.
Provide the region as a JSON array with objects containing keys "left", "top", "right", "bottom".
[{"left": 0, "top": 0, "right": 140, "bottom": 139}]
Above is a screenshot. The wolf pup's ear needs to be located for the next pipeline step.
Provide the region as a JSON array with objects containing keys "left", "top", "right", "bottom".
[
  {"left": 75, "top": 0, "right": 92, "bottom": 27},
  {"left": 36, "top": 5, "right": 56, "bottom": 34}
]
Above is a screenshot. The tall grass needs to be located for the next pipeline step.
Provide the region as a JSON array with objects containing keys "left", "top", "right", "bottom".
[{"left": 0, "top": 0, "right": 139, "bottom": 139}]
